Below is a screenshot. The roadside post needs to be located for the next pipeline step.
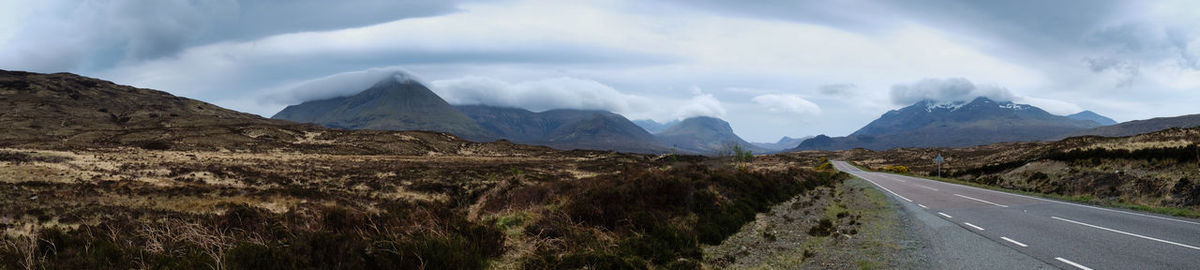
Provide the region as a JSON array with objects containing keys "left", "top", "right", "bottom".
[{"left": 935, "top": 154, "right": 944, "bottom": 178}]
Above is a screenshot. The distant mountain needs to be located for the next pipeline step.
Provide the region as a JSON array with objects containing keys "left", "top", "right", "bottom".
[
  {"left": 657, "top": 116, "right": 766, "bottom": 154},
  {"left": 1067, "top": 110, "right": 1117, "bottom": 125},
  {"left": 272, "top": 75, "right": 494, "bottom": 141},
  {"left": 793, "top": 97, "right": 1102, "bottom": 151},
  {"left": 633, "top": 119, "right": 679, "bottom": 134},
  {"left": 752, "top": 136, "right": 813, "bottom": 151},
  {"left": 456, "top": 105, "right": 667, "bottom": 153},
  {"left": 1067, "top": 114, "right": 1200, "bottom": 138}
]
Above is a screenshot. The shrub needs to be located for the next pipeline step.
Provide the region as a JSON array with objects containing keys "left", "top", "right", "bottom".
[{"left": 884, "top": 165, "right": 910, "bottom": 174}]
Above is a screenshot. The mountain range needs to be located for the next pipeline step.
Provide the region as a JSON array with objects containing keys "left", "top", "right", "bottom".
[
  {"left": 8, "top": 69, "right": 1198, "bottom": 156},
  {"left": 752, "top": 136, "right": 813, "bottom": 151},
  {"left": 272, "top": 75, "right": 762, "bottom": 154},
  {"left": 793, "top": 97, "right": 1106, "bottom": 151}
]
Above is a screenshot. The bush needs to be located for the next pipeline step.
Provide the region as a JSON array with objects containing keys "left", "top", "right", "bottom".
[
  {"left": 816, "top": 161, "right": 833, "bottom": 171},
  {"left": 884, "top": 165, "right": 910, "bottom": 174}
]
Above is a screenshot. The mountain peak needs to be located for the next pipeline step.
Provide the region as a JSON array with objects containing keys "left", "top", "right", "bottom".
[
  {"left": 831, "top": 96, "right": 1102, "bottom": 150},
  {"left": 1067, "top": 110, "right": 1118, "bottom": 126},
  {"left": 659, "top": 116, "right": 763, "bottom": 154},
  {"left": 272, "top": 75, "right": 494, "bottom": 141}
]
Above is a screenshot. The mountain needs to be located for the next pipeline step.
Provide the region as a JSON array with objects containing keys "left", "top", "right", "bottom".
[
  {"left": 0, "top": 69, "right": 550, "bottom": 155},
  {"left": 793, "top": 97, "right": 1102, "bottom": 151},
  {"left": 456, "top": 105, "right": 667, "bottom": 153},
  {"left": 752, "top": 136, "right": 814, "bottom": 151},
  {"left": 633, "top": 119, "right": 679, "bottom": 134},
  {"left": 1067, "top": 110, "right": 1117, "bottom": 125},
  {"left": 272, "top": 75, "right": 494, "bottom": 141},
  {"left": 657, "top": 116, "right": 766, "bottom": 154},
  {"left": 1067, "top": 114, "right": 1200, "bottom": 138}
]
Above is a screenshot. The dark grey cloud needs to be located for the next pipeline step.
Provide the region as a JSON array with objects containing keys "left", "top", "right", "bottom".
[
  {"left": 1083, "top": 57, "right": 1139, "bottom": 87},
  {"left": 0, "top": 0, "right": 464, "bottom": 72},
  {"left": 890, "top": 78, "right": 1015, "bottom": 105}
]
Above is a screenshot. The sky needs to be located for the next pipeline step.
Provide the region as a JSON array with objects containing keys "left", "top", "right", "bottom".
[{"left": 3, "top": 0, "right": 1200, "bottom": 142}]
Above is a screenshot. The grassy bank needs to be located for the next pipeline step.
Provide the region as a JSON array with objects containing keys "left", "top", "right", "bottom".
[{"left": 847, "top": 161, "right": 1200, "bottom": 219}]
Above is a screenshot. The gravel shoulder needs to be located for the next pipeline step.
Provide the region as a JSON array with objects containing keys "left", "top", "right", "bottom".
[{"left": 704, "top": 178, "right": 931, "bottom": 269}]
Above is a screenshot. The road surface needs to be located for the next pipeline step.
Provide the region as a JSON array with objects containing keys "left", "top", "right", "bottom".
[{"left": 833, "top": 161, "right": 1200, "bottom": 269}]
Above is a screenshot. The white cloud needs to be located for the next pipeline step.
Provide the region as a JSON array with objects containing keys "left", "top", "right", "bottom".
[
  {"left": 264, "top": 67, "right": 423, "bottom": 105},
  {"left": 430, "top": 76, "right": 654, "bottom": 114},
  {"left": 751, "top": 94, "right": 822, "bottom": 116},
  {"left": 1015, "top": 96, "right": 1084, "bottom": 115},
  {"left": 673, "top": 92, "right": 727, "bottom": 120}
]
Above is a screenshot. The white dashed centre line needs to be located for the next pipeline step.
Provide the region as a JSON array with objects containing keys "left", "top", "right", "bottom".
[
  {"left": 963, "top": 222, "right": 985, "bottom": 231},
  {"left": 1000, "top": 237, "right": 1028, "bottom": 247},
  {"left": 937, "top": 212, "right": 953, "bottom": 219},
  {"left": 953, "top": 194, "right": 1009, "bottom": 207},
  {"left": 1055, "top": 257, "right": 1093, "bottom": 270},
  {"left": 917, "top": 204, "right": 928, "bottom": 209},
  {"left": 1051, "top": 216, "right": 1200, "bottom": 251},
  {"left": 914, "top": 184, "right": 939, "bottom": 191}
]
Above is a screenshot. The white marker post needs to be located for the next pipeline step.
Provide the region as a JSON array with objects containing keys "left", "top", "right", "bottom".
[{"left": 935, "top": 153, "right": 944, "bottom": 178}]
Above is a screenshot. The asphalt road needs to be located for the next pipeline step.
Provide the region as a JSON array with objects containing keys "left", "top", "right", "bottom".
[{"left": 833, "top": 161, "right": 1200, "bottom": 270}]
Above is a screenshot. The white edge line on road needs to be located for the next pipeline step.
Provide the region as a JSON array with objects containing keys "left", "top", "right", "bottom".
[
  {"left": 856, "top": 176, "right": 913, "bottom": 202},
  {"left": 1055, "top": 257, "right": 1093, "bottom": 270},
  {"left": 917, "top": 204, "right": 928, "bottom": 209},
  {"left": 953, "top": 194, "right": 1009, "bottom": 207},
  {"left": 963, "top": 222, "right": 985, "bottom": 231},
  {"left": 1051, "top": 216, "right": 1200, "bottom": 251},
  {"left": 937, "top": 212, "right": 953, "bottom": 219},
  {"left": 1000, "top": 236, "right": 1028, "bottom": 247}
]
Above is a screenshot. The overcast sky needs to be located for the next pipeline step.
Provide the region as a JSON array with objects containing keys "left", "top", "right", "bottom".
[{"left": 3, "top": 0, "right": 1199, "bottom": 142}]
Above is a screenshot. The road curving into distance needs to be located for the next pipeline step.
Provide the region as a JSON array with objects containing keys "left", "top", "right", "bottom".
[{"left": 833, "top": 161, "right": 1200, "bottom": 270}]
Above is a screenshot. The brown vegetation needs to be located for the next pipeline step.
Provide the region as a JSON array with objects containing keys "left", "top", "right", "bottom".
[{"left": 792, "top": 127, "right": 1200, "bottom": 216}]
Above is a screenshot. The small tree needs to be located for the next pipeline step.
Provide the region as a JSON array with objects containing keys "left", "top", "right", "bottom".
[{"left": 719, "top": 143, "right": 754, "bottom": 163}]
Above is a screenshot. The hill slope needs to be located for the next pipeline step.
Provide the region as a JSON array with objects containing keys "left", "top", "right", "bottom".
[
  {"left": 272, "top": 75, "right": 494, "bottom": 141},
  {"left": 1067, "top": 114, "right": 1200, "bottom": 138},
  {"left": 456, "top": 105, "right": 667, "bottom": 153},
  {"left": 794, "top": 97, "right": 1101, "bottom": 151},
  {"left": 0, "top": 69, "right": 546, "bottom": 155},
  {"left": 657, "top": 116, "right": 766, "bottom": 154}
]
